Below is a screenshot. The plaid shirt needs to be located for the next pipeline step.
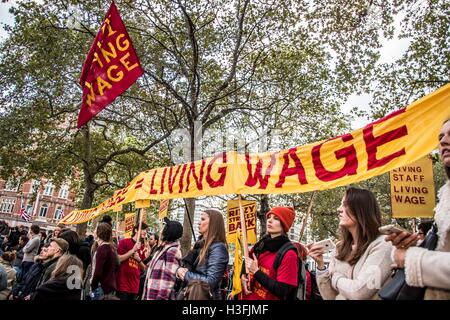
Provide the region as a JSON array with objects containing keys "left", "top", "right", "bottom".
[{"left": 144, "top": 242, "right": 181, "bottom": 300}]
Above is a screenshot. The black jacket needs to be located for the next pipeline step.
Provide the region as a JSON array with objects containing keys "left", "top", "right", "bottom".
[
  {"left": 78, "top": 242, "right": 92, "bottom": 272},
  {"left": 33, "top": 277, "right": 81, "bottom": 300}
]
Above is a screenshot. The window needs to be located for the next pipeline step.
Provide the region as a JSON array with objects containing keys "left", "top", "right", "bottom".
[
  {"left": 31, "top": 180, "right": 40, "bottom": 193},
  {"left": 59, "top": 185, "right": 69, "bottom": 199},
  {"left": 39, "top": 204, "right": 48, "bottom": 217},
  {"left": 4, "top": 179, "right": 19, "bottom": 192},
  {"left": 54, "top": 206, "right": 64, "bottom": 220},
  {"left": 26, "top": 204, "right": 34, "bottom": 215},
  {"left": 0, "top": 198, "right": 15, "bottom": 213},
  {"left": 44, "top": 183, "right": 54, "bottom": 196}
]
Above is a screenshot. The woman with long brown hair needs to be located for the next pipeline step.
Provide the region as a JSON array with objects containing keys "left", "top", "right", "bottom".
[
  {"left": 90, "top": 222, "right": 117, "bottom": 300},
  {"left": 176, "top": 209, "right": 229, "bottom": 300},
  {"left": 309, "top": 187, "right": 393, "bottom": 299}
]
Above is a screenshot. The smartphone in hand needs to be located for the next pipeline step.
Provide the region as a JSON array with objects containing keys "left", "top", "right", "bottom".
[{"left": 308, "top": 239, "right": 336, "bottom": 252}]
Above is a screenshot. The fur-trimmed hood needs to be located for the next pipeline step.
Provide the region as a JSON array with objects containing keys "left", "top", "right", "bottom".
[{"left": 434, "top": 181, "right": 450, "bottom": 250}]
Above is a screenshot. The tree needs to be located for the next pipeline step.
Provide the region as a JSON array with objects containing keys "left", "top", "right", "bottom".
[
  {"left": 0, "top": 0, "right": 180, "bottom": 236},
  {"left": 367, "top": 0, "right": 449, "bottom": 118},
  {"left": 2, "top": 0, "right": 447, "bottom": 251}
]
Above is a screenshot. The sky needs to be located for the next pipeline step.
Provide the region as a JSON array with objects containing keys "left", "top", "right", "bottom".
[{"left": 0, "top": 1, "right": 411, "bottom": 130}]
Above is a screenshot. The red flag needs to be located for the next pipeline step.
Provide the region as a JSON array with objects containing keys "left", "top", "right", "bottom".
[{"left": 78, "top": 1, "right": 143, "bottom": 128}]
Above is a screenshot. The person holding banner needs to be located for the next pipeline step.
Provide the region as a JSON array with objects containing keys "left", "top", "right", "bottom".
[
  {"left": 309, "top": 187, "right": 393, "bottom": 300},
  {"left": 143, "top": 218, "right": 183, "bottom": 300},
  {"left": 116, "top": 222, "right": 148, "bottom": 300},
  {"left": 386, "top": 119, "right": 450, "bottom": 299},
  {"left": 241, "top": 207, "right": 299, "bottom": 300},
  {"left": 176, "top": 209, "right": 229, "bottom": 300}
]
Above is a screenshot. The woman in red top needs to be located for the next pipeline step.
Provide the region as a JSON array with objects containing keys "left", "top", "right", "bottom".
[{"left": 241, "top": 207, "right": 299, "bottom": 300}]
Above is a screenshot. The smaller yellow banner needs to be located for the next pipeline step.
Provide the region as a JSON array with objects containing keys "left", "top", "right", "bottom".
[
  {"left": 124, "top": 212, "right": 136, "bottom": 238},
  {"left": 136, "top": 199, "right": 151, "bottom": 208},
  {"left": 159, "top": 200, "right": 169, "bottom": 220},
  {"left": 227, "top": 200, "right": 257, "bottom": 244},
  {"left": 390, "top": 155, "right": 436, "bottom": 218}
]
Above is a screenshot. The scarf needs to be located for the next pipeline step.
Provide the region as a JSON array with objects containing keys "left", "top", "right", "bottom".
[{"left": 252, "top": 234, "right": 290, "bottom": 257}]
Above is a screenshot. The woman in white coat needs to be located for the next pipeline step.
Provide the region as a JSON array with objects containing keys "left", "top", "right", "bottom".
[
  {"left": 386, "top": 119, "right": 450, "bottom": 299},
  {"left": 309, "top": 187, "right": 393, "bottom": 300}
]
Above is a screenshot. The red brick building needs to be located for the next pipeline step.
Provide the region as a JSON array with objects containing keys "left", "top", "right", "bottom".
[{"left": 0, "top": 178, "right": 77, "bottom": 230}]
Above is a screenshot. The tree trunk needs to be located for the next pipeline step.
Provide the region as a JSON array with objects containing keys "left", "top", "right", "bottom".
[
  {"left": 179, "top": 122, "right": 202, "bottom": 254},
  {"left": 180, "top": 197, "right": 196, "bottom": 255},
  {"left": 76, "top": 124, "right": 95, "bottom": 238},
  {"left": 76, "top": 186, "right": 95, "bottom": 237},
  {"left": 258, "top": 194, "right": 269, "bottom": 238}
]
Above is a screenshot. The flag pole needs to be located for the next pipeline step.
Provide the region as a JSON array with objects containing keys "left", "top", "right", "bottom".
[
  {"left": 299, "top": 191, "right": 317, "bottom": 242},
  {"left": 32, "top": 191, "right": 41, "bottom": 218},
  {"left": 238, "top": 195, "right": 249, "bottom": 273},
  {"left": 115, "top": 211, "right": 119, "bottom": 239},
  {"left": 135, "top": 207, "right": 146, "bottom": 249}
]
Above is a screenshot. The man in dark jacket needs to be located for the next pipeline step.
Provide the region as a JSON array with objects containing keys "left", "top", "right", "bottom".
[{"left": 36, "top": 238, "right": 69, "bottom": 288}]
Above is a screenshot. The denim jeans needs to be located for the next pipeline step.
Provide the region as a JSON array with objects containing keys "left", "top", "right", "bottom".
[{"left": 91, "top": 287, "right": 105, "bottom": 300}]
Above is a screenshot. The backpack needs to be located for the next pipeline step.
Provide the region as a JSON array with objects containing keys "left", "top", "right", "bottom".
[
  {"left": 307, "top": 269, "right": 323, "bottom": 300},
  {"left": 273, "top": 242, "right": 306, "bottom": 300}
]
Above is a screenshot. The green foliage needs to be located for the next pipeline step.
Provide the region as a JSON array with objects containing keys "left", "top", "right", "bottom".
[{"left": 0, "top": 0, "right": 447, "bottom": 241}]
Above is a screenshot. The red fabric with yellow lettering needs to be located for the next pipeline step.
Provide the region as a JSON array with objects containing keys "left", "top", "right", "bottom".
[{"left": 78, "top": 1, "right": 143, "bottom": 128}]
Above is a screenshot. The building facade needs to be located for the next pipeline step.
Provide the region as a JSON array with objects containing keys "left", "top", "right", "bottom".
[{"left": 0, "top": 178, "right": 76, "bottom": 230}]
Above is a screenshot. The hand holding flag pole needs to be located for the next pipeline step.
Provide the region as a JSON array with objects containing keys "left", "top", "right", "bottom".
[{"left": 238, "top": 195, "right": 249, "bottom": 274}]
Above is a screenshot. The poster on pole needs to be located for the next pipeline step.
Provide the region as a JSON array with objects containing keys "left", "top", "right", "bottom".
[
  {"left": 227, "top": 200, "right": 257, "bottom": 244},
  {"left": 124, "top": 212, "right": 136, "bottom": 238},
  {"left": 158, "top": 199, "right": 169, "bottom": 220},
  {"left": 390, "top": 155, "right": 435, "bottom": 218}
]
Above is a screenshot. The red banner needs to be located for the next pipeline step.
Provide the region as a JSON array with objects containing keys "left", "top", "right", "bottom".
[{"left": 78, "top": 1, "right": 143, "bottom": 128}]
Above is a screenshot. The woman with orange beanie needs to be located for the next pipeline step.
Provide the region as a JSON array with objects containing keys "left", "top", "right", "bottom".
[{"left": 241, "top": 207, "right": 299, "bottom": 300}]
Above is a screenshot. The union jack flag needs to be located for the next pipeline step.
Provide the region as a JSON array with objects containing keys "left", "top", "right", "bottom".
[{"left": 19, "top": 203, "right": 30, "bottom": 222}]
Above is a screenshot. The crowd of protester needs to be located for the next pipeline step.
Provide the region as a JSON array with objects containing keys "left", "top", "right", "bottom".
[{"left": 0, "top": 119, "right": 448, "bottom": 300}]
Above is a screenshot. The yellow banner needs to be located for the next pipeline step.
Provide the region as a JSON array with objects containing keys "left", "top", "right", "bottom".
[
  {"left": 158, "top": 199, "right": 169, "bottom": 220},
  {"left": 124, "top": 212, "right": 136, "bottom": 238},
  {"left": 227, "top": 200, "right": 257, "bottom": 244},
  {"left": 390, "top": 155, "right": 436, "bottom": 218},
  {"left": 61, "top": 84, "right": 450, "bottom": 224},
  {"left": 231, "top": 231, "right": 243, "bottom": 298}
]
